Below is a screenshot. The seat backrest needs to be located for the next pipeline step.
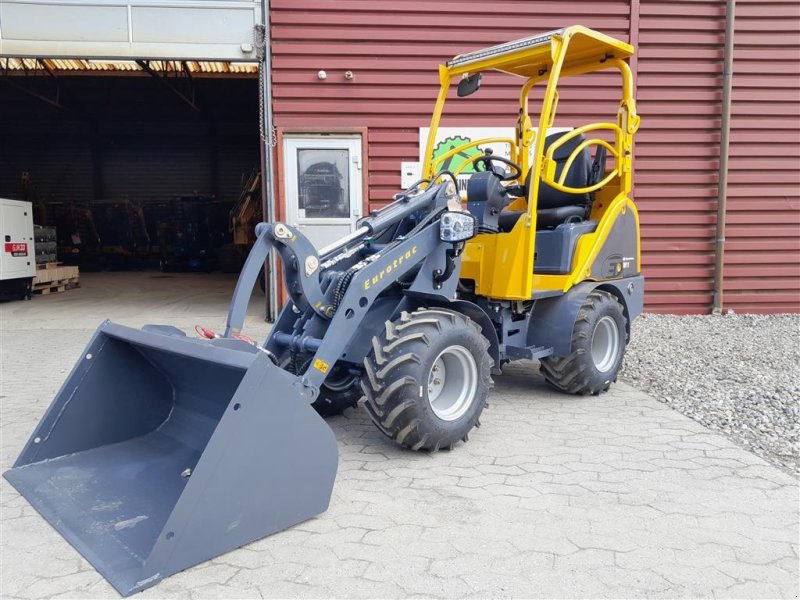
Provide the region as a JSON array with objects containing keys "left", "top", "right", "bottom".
[{"left": 525, "top": 132, "right": 593, "bottom": 210}]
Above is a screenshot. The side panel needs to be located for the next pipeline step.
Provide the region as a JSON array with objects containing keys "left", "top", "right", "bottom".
[
  {"left": 570, "top": 194, "right": 641, "bottom": 290},
  {"left": 589, "top": 204, "right": 639, "bottom": 280},
  {"left": 460, "top": 217, "right": 535, "bottom": 300}
]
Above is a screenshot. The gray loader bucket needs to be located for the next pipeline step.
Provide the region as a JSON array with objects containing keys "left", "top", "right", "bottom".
[{"left": 3, "top": 321, "right": 338, "bottom": 596}]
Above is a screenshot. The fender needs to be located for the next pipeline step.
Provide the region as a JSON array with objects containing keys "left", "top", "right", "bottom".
[
  {"left": 411, "top": 297, "right": 501, "bottom": 369},
  {"left": 527, "top": 276, "right": 644, "bottom": 357}
]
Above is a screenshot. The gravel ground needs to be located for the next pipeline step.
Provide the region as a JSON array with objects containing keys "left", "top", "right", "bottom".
[{"left": 621, "top": 312, "right": 800, "bottom": 475}]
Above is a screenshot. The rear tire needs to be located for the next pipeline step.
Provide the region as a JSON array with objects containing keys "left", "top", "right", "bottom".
[
  {"left": 539, "top": 290, "right": 627, "bottom": 395},
  {"left": 363, "top": 308, "right": 492, "bottom": 451}
]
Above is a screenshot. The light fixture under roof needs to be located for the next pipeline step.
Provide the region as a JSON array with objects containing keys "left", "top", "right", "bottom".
[{"left": 446, "top": 29, "right": 564, "bottom": 68}]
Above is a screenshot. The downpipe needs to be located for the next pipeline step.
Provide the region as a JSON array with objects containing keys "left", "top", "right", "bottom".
[
  {"left": 258, "top": 0, "right": 278, "bottom": 321},
  {"left": 712, "top": 0, "right": 735, "bottom": 314}
]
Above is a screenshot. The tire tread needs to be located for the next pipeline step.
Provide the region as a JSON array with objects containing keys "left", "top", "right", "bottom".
[
  {"left": 363, "top": 308, "right": 492, "bottom": 451},
  {"left": 539, "top": 290, "right": 627, "bottom": 396}
]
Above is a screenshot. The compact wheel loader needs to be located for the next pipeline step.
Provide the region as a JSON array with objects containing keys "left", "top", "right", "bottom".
[{"left": 5, "top": 26, "right": 643, "bottom": 596}]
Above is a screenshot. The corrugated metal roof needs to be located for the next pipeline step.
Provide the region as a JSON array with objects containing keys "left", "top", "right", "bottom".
[{"left": 3, "top": 58, "right": 258, "bottom": 75}]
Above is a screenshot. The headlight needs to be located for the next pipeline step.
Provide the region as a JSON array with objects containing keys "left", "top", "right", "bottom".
[{"left": 440, "top": 211, "right": 477, "bottom": 242}]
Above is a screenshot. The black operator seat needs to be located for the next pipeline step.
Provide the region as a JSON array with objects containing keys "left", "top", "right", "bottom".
[{"left": 497, "top": 131, "right": 605, "bottom": 232}]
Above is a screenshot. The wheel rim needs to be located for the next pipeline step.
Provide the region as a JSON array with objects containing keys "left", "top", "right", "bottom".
[
  {"left": 591, "top": 316, "right": 620, "bottom": 373},
  {"left": 427, "top": 345, "right": 478, "bottom": 421}
]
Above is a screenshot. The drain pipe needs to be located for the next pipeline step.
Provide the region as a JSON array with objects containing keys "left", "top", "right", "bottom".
[
  {"left": 258, "top": 0, "right": 279, "bottom": 321},
  {"left": 712, "top": 0, "right": 736, "bottom": 314}
]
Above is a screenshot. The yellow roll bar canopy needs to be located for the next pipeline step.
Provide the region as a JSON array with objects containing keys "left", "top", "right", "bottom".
[{"left": 422, "top": 25, "right": 640, "bottom": 300}]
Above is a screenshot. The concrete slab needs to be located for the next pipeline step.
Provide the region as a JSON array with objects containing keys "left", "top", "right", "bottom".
[{"left": 1, "top": 272, "right": 798, "bottom": 598}]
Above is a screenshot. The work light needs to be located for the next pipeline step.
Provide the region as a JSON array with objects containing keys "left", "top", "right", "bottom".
[
  {"left": 446, "top": 30, "right": 563, "bottom": 68},
  {"left": 440, "top": 211, "right": 477, "bottom": 242}
]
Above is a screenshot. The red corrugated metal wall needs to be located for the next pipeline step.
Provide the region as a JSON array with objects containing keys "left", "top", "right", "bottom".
[
  {"left": 270, "top": 0, "right": 632, "bottom": 203},
  {"left": 635, "top": 1, "right": 726, "bottom": 313},
  {"left": 270, "top": 0, "right": 800, "bottom": 314},
  {"left": 725, "top": 0, "right": 800, "bottom": 313}
]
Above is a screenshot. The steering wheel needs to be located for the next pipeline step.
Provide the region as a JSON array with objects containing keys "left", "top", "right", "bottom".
[{"left": 472, "top": 153, "right": 522, "bottom": 181}]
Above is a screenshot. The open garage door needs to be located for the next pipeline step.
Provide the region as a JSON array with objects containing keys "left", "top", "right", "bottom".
[
  {"left": 0, "top": 0, "right": 276, "bottom": 319},
  {"left": 0, "top": 0, "right": 272, "bottom": 316}
]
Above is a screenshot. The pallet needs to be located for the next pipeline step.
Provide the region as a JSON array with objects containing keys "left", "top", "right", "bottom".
[
  {"left": 36, "top": 262, "right": 62, "bottom": 270},
  {"left": 32, "top": 278, "right": 80, "bottom": 295},
  {"left": 32, "top": 264, "right": 80, "bottom": 295},
  {"left": 33, "top": 263, "right": 80, "bottom": 289}
]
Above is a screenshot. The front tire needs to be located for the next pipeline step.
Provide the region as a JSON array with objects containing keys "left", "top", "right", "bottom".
[
  {"left": 539, "top": 290, "right": 627, "bottom": 395},
  {"left": 363, "top": 308, "right": 493, "bottom": 451}
]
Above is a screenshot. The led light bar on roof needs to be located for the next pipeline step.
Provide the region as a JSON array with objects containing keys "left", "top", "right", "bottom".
[{"left": 447, "top": 29, "right": 564, "bottom": 68}]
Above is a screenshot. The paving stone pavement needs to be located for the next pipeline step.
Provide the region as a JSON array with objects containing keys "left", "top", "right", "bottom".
[{"left": 1, "top": 274, "right": 798, "bottom": 599}]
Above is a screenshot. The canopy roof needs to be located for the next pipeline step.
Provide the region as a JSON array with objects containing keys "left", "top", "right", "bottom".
[{"left": 445, "top": 25, "right": 633, "bottom": 79}]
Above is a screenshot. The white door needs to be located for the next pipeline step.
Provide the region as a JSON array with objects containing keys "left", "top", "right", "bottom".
[{"left": 284, "top": 136, "right": 363, "bottom": 250}]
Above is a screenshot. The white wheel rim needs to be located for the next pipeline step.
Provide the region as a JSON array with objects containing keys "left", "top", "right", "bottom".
[
  {"left": 591, "top": 315, "right": 620, "bottom": 373},
  {"left": 427, "top": 345, "right": 478, "bottom": 421}
]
